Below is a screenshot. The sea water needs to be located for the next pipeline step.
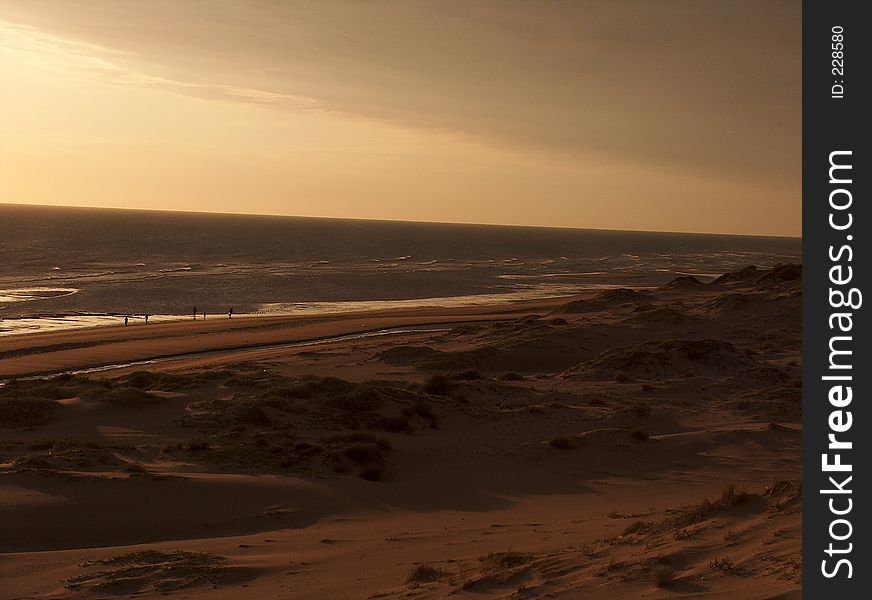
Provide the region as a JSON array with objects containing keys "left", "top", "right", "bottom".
[{"left": 0, "top": 204, "right": 800, "bottom": 335}]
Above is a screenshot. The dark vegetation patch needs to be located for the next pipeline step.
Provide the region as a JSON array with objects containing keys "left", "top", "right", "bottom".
[
  {"left": 448, "top": 369, "right": 481, "bottom": 381},
  {"left": 567, "top": 339, "right": 758, "bottom": 381},
  {"left": 82, "top": 386, "right": 165, "bottom": 408},
  {"left": 422, "top": 374, "right": 450, "bottom": 396},
  {"left": 168, "top": 376, "right": 442, "bottom": 478},
  {"left": 9, "top": 438, "right": 136, "bottom": 471},
  {"left": 66, "top": 550, "right": 241, "bottom": 594},
  {"left": 766, "top": 479, "right": 802, "bottom": 513},
  {"left": 0, "top": 396, "right": 56, "bottom": 428},
  {"left": 724, "top": 386, "right": 801, "bottom": 418},
  {"left": 119, "top": 370, "right": 210, "bottom": 391},
  {"left": 0, "top": 377, "right": 91, "bottom": 427},
  {"left": 668, "top": 484, "right": 752, "bottom": 530},
  {"left": 557, "top": 288, "right": 646, "bottom": 314},
  {"left": 406, "top": 564, "right": 443, "bottom": 584},
  {"left": 459, "top": 551, "right": 536, "bottom": 591},
  {"left": 715, "top": 265, "right": 760, "bottom": 285},
  {"left": 379, "top": 345, "right": 497, "bottom": 372},
  {"left": 622, "top": 520, "right": 654, "bottom": 536},
  {"left": 758, "top": 263, "right": 802, "bottom": 283},
  {"left": 662, "top": 275, "right": 706, "bottom": 289}
]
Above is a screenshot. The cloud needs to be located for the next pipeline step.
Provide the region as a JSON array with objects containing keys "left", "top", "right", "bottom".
[
  {"left": 0, "top": 19, "right": 320, "bottom": 111},
  {"left": 0, "top": 0, "right": 800, "bottom": 184}
]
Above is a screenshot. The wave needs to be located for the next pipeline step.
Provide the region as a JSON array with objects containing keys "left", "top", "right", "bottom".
[{"left": 0, "top": 287, "right": 78, "bottom": 304}]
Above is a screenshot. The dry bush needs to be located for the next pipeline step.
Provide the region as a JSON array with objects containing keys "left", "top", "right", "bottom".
[
  {"left": 422, "top": 374, "right": 450, "bottom": 396},
  {"left": 709, "top": 556, "right": 734, "bottom": 572},
  {"left": 721, "top": 483, "right": 749, "bottom": 505},
  {"left": 67, "top": 550, "right": 229, "bottom": 593},
  {"left": 406, "top": 564, "right": 442, "bottom": 584},
  {"left": 479, "top": 551, "right": 531, "bottom": 572}
]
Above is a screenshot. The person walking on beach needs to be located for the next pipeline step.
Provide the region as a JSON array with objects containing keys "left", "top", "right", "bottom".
[
  {"left": 144, "top": 314, "right": 149, "bottom": 325},
  {"left": 229, "top": 306, "right": 234, "bottom": 319},
  {"left": 203, "top": 311, "right": 207, "bottom": 320},
  {"left": 193, "top": 306, "right": 197, "bottom": 320},
  {"left": 124, "top": 316, "right": 129, "bottom": 327}
]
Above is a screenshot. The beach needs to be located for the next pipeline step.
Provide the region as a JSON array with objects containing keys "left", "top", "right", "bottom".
[{"left": 0, "top": 264, "right": 801, "bottom": 599}]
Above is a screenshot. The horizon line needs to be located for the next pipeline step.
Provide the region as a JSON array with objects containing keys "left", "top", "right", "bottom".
[{"left": 0, "top": 201, "right": 801, "bottom": 240}]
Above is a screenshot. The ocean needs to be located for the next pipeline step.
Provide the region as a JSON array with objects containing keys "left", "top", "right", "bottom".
[{"left": 0, "top": 204, "right": 800, "bottom": 336}]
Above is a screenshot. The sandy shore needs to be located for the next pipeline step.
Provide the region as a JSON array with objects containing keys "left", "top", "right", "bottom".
[
  {"left": 0, "top": 265, "right": 802, "bottom": 599},
  {"left": 0, "top": 298, "right": 575, "bottom": 380}
]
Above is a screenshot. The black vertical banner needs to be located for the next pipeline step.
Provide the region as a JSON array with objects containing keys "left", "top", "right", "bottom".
[{"left": 803, "top": 1, "right": 870, "bottom": 597}]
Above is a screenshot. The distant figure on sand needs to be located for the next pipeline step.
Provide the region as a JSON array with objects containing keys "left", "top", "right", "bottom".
[
  {"left": 229, "top": 307, "right": 234, "bottom": 319},
  {"left": 193, "top": 306, "right": 197, "bottom": 320},
  {"left": 124, "top": 316, "right": 128, "bottom": 327},
  {"left": 203, "top": 311, "right": 207, "bottom": 320},
  {"left": 144, "top": 314, "right": 149, "bottom": 325}
]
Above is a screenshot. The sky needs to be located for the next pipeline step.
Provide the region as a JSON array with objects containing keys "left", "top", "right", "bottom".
[{"left": 0, "top": 1, "right": 800, "bottom": 236}]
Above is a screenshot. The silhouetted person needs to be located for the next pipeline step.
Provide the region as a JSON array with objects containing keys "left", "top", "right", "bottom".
[
  {"left": 144, "top": 314, "right": 149, "bottom": 325},
  {"left": 229, "top": 306, "right": 234, "bottom": 319},
  {"left": 203, "top": 311, "right": 207, "bottom": 320},
  {"left": 193, "top": 306, "right": 197, "bottom": 320},
  {"left": 124, "top": 316, "right": 129, "bottom": 327}
]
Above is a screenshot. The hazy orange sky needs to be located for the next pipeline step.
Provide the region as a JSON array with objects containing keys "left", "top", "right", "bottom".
[{"left": 0, "top": 1, "right": 799, "bottom": 236}]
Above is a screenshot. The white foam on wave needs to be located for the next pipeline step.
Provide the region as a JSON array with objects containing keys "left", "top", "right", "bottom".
[{"left": 0, "top": 287, "right": 78, "bottom": 303}]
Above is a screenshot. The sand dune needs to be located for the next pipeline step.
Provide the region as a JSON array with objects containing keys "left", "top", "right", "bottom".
[{"left": 0, "top": 265, "right": 801, "bottom": 598}]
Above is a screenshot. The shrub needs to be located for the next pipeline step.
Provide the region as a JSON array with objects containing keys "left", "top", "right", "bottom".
[
  {"left": 406, "top": 564, "right": 442, "bottom": 584},
  {"left": 230, "top": 403, "right": 271, "bottom": 425},
  {"left": 0, "top": 396, "right": 56, "bottom": 428},
  {"left": 422, "top": 374, "right": 450, "bottom": 396},
  {"left": 480, "top": 552, "right": 531, "bottom": 571},
  {"left": 709, "top": 556, "right": 734, "bottom": 572},
  {"left": 721, "top": 483, "right": 749, "bottom": 505}
]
